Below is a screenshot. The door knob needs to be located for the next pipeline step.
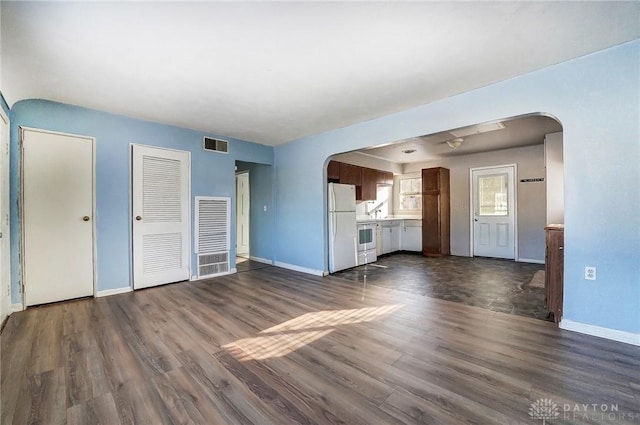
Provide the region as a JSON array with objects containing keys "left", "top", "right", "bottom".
[
  {"left": 83, "top": 216, "right": 90, "bottom": 222},
  {"left": 474, "top": 218, "right": 478, "bottom": 222},
  {"left": 135, "top": 216, "right": 142, "bottom": 221}
]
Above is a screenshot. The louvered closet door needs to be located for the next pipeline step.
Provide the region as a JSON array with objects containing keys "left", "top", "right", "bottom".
[{"left": 132, "top": 145, "right": 190, "bottom": 289}]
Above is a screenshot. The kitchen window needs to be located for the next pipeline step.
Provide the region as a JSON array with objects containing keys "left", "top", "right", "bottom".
[{"left": 398, "top": 177, "right": 422, "bottom": 211}]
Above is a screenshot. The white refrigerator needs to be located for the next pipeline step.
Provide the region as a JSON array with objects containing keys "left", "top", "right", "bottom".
[{"left": 328, "top": 183, "right": 358, "bottom": 273}]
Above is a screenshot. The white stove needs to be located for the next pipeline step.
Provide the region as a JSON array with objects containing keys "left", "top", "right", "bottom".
[{"left": 357, "top": 222, "right": 377, "bottom": 265}]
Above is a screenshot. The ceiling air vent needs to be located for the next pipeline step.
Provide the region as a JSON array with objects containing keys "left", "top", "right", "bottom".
[
  {"left": 449, "top": 121, "right": 505, "bottom": 138},
  {"left": 203, "top": 137, "right": 229, "bottom": 154}
]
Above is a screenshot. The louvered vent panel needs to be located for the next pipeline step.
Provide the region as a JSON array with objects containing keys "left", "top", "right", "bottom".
[
  {"left": 143, "top": 233, "right": 182, "bottom": 273},
  {"left": 199, "top": 253, "right": 229, "bottom": 277},
  {"left": 203, "top": 137, "right": 229, "bottom": 154},
  {"left": 143, "top": 155, "right": 182, "bottom": 223},
  {"left": 195, "top": 197, "right": 230, "bottom": 278},
  {"left": 198, "top": 201, "right": 228, "bottom": 253}
]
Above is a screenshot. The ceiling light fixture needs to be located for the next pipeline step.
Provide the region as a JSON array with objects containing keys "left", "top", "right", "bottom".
[
  {"left": 402, "top": 149, "right": 416, "bottom": 154},
  {"left": 446, "top": 138, "right": 464, "bottom": 149}
]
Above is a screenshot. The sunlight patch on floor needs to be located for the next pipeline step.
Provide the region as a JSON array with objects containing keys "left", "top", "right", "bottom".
[{"left": 223, "top": 304, "right": 404, "bottom": 361}]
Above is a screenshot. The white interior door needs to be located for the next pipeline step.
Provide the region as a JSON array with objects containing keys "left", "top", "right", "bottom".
[
  {"left": 471, "top": 165, "right": 516, "bottom": 259},
  {"left": 22, "top": 128, "right": 95, "bottom": 306},
  {"left": 235, "top": 172, "right": 250, "bottom": 257},
  {"left": 132, "top": 145, "right": 190, "bottom": 289},
  {"left": 0, "top": 111, "right": 10, "bottom": 320}
]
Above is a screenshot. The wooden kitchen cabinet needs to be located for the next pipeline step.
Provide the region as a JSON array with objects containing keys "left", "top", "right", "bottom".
[
  {"left": 545, "top": 225, "right": 564, "bottom": 324},
  {"left": 422, "top": 167, "right": 450, "bottom": 257},
  {"left": 376, "top": 170, "right": 393, "bottom": 185},
  {"left": 361, "top": 167, "right": 378, "bottom": 201},
  {"left": 327, "top": 160, "right": 392, "bottom": 201},
  {"left": 327, "top": 160, "right": 340, "bottom": 182},
  {"left": 339, "top": 163, "right": 362, "bottom": 186}
]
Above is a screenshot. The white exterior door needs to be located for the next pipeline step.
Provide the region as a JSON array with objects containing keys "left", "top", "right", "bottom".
[
  {"left": 132, "top": 145, "right": 190, "bottom": 289},
  {"left": 471, "top": 165, "right": 516, "bottom": 259},
  {"left": 0, "top": 111, "right": 10, "bottom": 320},
  {"left": 22, "top": 128, "right": 95, "bottom": 306},
  {"left": 235, "top": 172, "right": 250, "bottom": 257}
]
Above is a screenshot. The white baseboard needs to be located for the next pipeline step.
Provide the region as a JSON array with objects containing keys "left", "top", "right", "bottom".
[
  {"left": 274, "top": 261, "right": 326, "bottom": 277},
  {"left": 189, "top": 268, "right": 237, "bottom": 281},
  {"left": 10, "top": 303, "right": 23, "bottom": 313},
  {"left": 560, "top": 319, "right": 640, "bottom": 346},
  {"left": 249, "top": 256, "right": 273, "bottom": 265},
  {"left": 518, "top": 258, "right": 545, "bottom": 264},
  {"left": 96, "top": 287, "right": 132, "bottom": 298}
]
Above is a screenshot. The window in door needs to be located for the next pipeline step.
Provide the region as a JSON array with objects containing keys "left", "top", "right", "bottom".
[{"left": 477, "top": 173, "right": 509, "bottom": 216}]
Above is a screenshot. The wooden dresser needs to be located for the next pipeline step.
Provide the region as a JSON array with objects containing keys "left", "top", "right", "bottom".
[{"left": 545, "top": 224, "right": 564, "bottom": 323}]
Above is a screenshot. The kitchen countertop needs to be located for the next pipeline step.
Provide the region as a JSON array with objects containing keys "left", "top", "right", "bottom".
[{"left": 356, "top": 217, "right": 422, "bottom": 224}]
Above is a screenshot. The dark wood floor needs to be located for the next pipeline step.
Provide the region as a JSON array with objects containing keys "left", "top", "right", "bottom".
[
  {"left": 236, "top": 257, "right": 271, "bottom": 273},
  {"left": 2, "top": 266, "right": 639, "bottom": 424},
  {"left": 333, "top": 253, "right": 548, "bottom": 320}
]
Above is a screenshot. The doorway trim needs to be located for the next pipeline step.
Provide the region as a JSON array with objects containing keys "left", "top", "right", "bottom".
[
  {"left": 19, "top": 126, "right": 97, "bottom": 308},
  {"left": 469, "top": 163, "right": 518, "bottom": 260}
]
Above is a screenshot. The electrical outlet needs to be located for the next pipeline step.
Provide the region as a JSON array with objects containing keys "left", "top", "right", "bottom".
[{"left": 585, "top": 266, "right": 596, "bottom": 280}]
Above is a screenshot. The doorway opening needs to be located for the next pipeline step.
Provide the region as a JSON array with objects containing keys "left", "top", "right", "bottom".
[
  {"left": 326, "top": 113, "right": 563, "bottom": 321},
  {"left": 234, "top": 161, "right": 273, "bottom": 274}
]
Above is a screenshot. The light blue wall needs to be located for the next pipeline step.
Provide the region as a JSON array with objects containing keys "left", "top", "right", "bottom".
[
  {"left": 275, "top": 40, "right": 640, "bottom": 335},
  {"left": 235, "top": 161, "right": 274, "bottom": 262},
  {"left": 9, "top": 99, "right": 273, "bottom": 302}
]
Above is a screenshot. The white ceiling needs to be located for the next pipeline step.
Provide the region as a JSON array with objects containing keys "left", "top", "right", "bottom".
[
  {"left": 2, "top": 2, "right": 638, "bottom": 146},
  {"left": 357, "top": 114, "right": 563, "bottom": 164}
]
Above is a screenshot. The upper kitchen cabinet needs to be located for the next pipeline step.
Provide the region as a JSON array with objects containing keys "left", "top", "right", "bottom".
[
  {"left": 326, "top": 160, "right": 392, "bottom": 201},
  {"left": 377, "top": 170, "right": 393, "bottom": 185},
  {"left": 327, "top": 160, "right": 341, "bottom": 182},
  {"left": 422, "top": 167, "right": 450, "bottom": 257},
  {"left": 339, "top": 163, "right": 362, "bottom": 186},
  {"left": 361, "top": 167, "right": 378, "bottom": 201}
]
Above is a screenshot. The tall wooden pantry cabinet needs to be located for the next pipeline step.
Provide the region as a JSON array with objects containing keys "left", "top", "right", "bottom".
[{"left": 422, "top": 167, "right": 450, "bottom": 257}]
